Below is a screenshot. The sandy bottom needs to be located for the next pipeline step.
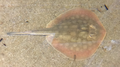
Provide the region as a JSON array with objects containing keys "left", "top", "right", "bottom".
[{"left": 0, "top": 0, "right": 120, "bottom": 67}]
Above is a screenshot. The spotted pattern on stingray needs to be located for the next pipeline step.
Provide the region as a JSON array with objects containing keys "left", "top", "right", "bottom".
[{"left": 46, "top": 8, "right": 106, "bottom": 60}]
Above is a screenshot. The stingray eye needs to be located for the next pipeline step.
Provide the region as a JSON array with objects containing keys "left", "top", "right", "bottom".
[{"left": 88, "top": 24, "right": 97, "bottom": 40}]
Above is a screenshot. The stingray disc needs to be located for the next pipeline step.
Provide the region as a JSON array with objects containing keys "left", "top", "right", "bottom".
[{"left": 46, "top": 8, "right": 106, "bottom": 60}]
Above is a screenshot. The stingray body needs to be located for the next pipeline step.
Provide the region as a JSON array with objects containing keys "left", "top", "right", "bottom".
[{"left": 7, "top": 8, "right": 106, "bottom": 60}]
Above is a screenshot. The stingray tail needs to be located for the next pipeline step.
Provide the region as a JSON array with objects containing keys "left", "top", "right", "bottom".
[{"left": 7, "top": 31, "right": 55, "bottom": 36}]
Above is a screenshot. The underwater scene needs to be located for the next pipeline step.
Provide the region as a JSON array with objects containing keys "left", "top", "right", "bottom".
[{"left": 0, "top": 0, "right": 120, "bottom": 67}]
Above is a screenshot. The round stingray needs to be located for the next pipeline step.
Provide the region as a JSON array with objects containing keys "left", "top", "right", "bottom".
[{"left": 46, "top": 8, "right": 106, "bottom": 60}]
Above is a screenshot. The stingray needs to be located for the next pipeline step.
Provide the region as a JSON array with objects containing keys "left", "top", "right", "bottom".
[{"left": 7, "top": 8, "right": 106, "bottom": 60}]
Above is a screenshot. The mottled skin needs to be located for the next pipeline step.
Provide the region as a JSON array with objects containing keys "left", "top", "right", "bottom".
[{"left": 7, "top": 8, "right": 106, "bottom": 60}]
